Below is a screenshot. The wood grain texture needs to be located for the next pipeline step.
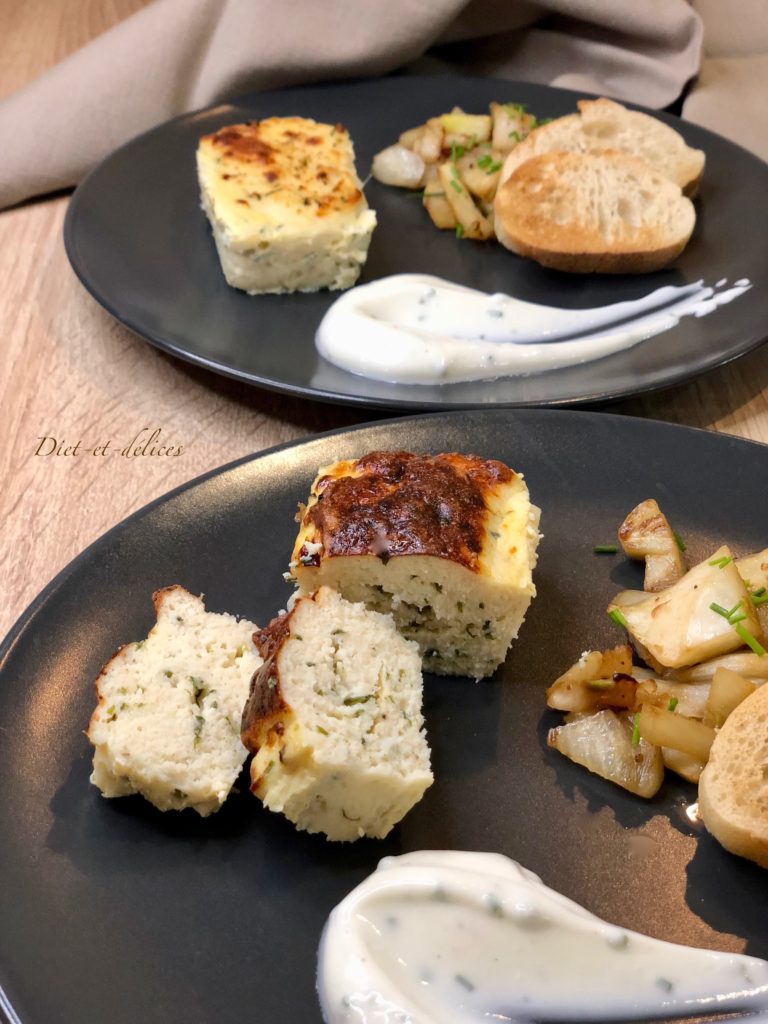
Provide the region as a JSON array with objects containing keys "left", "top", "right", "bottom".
[{"left": 1, "top": 1, "right": 767, "bottom": 639}]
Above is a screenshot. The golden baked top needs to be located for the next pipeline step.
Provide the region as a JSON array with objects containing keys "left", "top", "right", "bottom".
[
  {"left": 293, "top": 451, "right": 521, "bottom": 573},
  {"left": 197, "top": 117, "right": 369, "bottom": 240}
]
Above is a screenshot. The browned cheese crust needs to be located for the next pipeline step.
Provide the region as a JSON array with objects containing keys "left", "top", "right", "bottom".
[
  {"left": 199, "top": 119, "right": 363, "bottom": 219},
  {"left": 297, "top": 451, "right": 516, "bottom": 571},
  {"left": 240, "top": 600, "right": 309, "bottom": 782}
]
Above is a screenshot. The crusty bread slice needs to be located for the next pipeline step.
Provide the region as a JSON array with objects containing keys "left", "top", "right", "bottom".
[
  {"left": 494, "top": 151, "right": 696, "bottom": 274},
  {"left": 499, "top": 98, "right": 705, "bottom": 196},
  {"left": 698, "top": 682, "right": 768, "bottom": 869},
  {"left": 241, "top": 586, "right": 433, "bottom": 841},
  {"left": 88, "top": 586, "right": 261, "bottom": 817}
]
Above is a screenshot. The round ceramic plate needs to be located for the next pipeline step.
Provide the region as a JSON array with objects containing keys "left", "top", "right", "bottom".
[
  {"left": 1, "top": 410, "right": 767, "bottom": 1024},
  {"left": 64, "top": 76, "right": 768, "bottom": 409}
]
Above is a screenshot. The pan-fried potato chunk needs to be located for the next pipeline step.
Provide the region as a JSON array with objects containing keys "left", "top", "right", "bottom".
[
  {"left": 546, "top": 646, "right": 635, "bottom": 712},
  {"left": 608, "top": 546, "right": 763, "bottom": 669},
  {"left": 618, "top": 499, "right": 685, "bottom": 592},
  {"left": 704, "top": 666, "right": 757, "bottom": 728},
  {"left": 421, "top": 165, "right": 456, "bottom": 229},
  {"left": 440, "top": 112, "right": 492, "bottom": 144},
  {"left": 548, "top": 710, "right": 664, "bottom": 798},
  {"left": 637, "top": 704, "right": 715, "bottom": 764},
  {"left": 490, "top": 101, "right": 538, "bottom": 154},
  {"left": 437, "top": 161, "right": 493, "bottom": 240}
]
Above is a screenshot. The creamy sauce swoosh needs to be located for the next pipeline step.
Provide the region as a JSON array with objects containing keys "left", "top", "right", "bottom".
[
  {"left": 315, "top": 274, "right": 752, "bottom": 385},
  {"left": 317, "top": 850, "right": 768, "bottom": 1023}
]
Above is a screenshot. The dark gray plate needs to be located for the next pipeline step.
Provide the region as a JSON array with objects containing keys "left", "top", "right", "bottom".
[
  {"left": 1, "top": 410, "right": 767, "bottom": 1024},
  {"left": 64, "top": 76, "right": 768, "bottom": 409}
]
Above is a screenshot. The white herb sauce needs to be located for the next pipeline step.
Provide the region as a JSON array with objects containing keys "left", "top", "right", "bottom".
[
  {"left": 317, "top": 850, "right": 768, "bottom": 1024},
  {"left": 315, "top": 274, "right": 752, "bottom": 384}
]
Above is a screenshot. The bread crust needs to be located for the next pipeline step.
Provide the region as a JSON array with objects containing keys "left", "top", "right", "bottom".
[
  {"left": 499, "top": 97, "right": 705, "bottom": 195},
  {"left": 698, "top": 683, "right": 768, "bottom": 869},
  {"left": 494, "top": 151, "right": 695, "bottom": 275}
]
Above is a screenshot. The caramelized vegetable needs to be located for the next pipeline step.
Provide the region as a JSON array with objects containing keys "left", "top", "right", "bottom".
[
  {"left": 618, "top": 499, "right": 686, "bottom": 592},
  {"left": 548, "top": 710, "right": 664, "bottom": 798},
  {"left": 608, "top": 546, "right": 763, "bottom": 669},
  {"left": 704, "top": 666, "right": 757, "bottom": 728},
  {"left": 637, "top": 705, "right": 715, "bottom": 763}
]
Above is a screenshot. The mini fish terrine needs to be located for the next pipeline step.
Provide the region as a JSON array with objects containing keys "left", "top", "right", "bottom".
[
  {"left": 288, "top": 451, "right": 541, "bottom": 679},
  {"left": 197, "top": 116, "right": 377, "bottom": 294}
]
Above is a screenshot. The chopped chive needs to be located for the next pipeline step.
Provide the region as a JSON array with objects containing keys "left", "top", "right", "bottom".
[
  {"left": 486, "top": 160, "right": 502, "bottom": 174},
  {"left": 709, "top": 601, "right": 732, "bottom": 620},
  {"left": 508, "top": 130, "right": 520, "bottom": 142},
  {"left": 608, "top": 608, "right": 628, "bottom": 629},
  {"left": 317, "top": 726, "right": 329, "bottom": 736},
  {"left": 450, "top": 142, "right": 465, "bottom": 162},
  {"left": 343, "top": 694, "right": 374, "bottom": 706},
  {"left": 708, "top": 556, "right": 732, "bottom": 568},
  {"left": 449, "top": 179, "right": 462, "bottom": 194},
  {"left": 631, "top": 713, "right": 641, "bottom": 746},
  {"left": 423, "top": 191, "right": 446, "bottom": 198},
  {"left": 404, "top": 189, "right": 425, "bottom": 198},
  {"left": 587, "top": 679, "right": 614, "bottom": 690},
  {"left": 667, "top": 697, "right": 679, "bottom": 712},
  {"left": 734, "top": 623, "right": 766, "bottom": 656},
  {"left": 594, "top": 544, "right": 618, "bottom": 554},
  {"left": 477, "top": 154, "right": 493, "bottom": 169},
  {"left": 455, "top": 223, "right": 465, "bottom": 239},
  {"left": 753, "top": 586, "right": 767, "bottom": 597},
  {"left": 536, "top": 117, "right": 553, "bottom": 126},
  {"left": 673, "top": 531, "right": 686, "bottom": 552}
]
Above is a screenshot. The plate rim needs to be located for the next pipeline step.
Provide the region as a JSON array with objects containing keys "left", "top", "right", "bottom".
[{"left": 63, "top": 74, "right": 768, "bottom": 411}]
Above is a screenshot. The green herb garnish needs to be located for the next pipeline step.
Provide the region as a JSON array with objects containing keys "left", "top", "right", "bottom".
[
  {"left": 631, "top": 712, "right": 641, "bottom": 746},
  {"left": 455, "top": 223, "right": 465, "bottom": 239},
  {"left": 594, "top": 544, "right": 618, "bottom": 554},
  {"left": 343, "top": 695, "right": 373, "bottom": 706},
  {"left": 709, "top": 555, "right": 732, "bottom": 569},
  {"left": 673, "top": 531, "right": 686, "bottom": 552},
  {"left": 710, "top": 600, "right": 766, "bottom": 655},
  {"left": 667, "top": 697, "right": 679, "bottom": 712},
  {"left": 449, "top": 178, "right": 462, "bottom": 194},
  {"left": 735, "top": 623, "right": 766, "bottom": 656},
  {"left": 608, "top": 608, "right": 629, "bottom": 629},
  {"left": 587, "top": 679, "right": 614, "bottom": 690}
]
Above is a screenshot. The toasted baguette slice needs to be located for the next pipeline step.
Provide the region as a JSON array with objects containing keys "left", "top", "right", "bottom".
[
  {"left": 698, "top": 682, "right": 768, "bottom": 869},
  {"left": 499, "top": 98, "right": 705, "bottom": 196},
  {"left": 88, "top": 586, "right": 261, "bottom": 817},
  {"left": 241, "top": 587, "right": 432, "bottom": 841},
  {"left": 494, "top": 151, "right": 696, "bottom": 274}
]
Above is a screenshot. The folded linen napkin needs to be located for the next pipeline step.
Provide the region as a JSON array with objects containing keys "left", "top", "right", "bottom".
[{"left": 0, "top": 0, "right": 705, "bottom": 210}]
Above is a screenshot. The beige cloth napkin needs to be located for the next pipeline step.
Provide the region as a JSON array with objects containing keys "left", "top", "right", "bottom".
[{"left": 0, "top": 0, "right": 709, "bottom": 210}]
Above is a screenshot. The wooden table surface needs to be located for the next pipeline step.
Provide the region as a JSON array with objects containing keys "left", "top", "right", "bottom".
[{"left": 1, "top": 0, "right": 767, "bottom": 640}]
